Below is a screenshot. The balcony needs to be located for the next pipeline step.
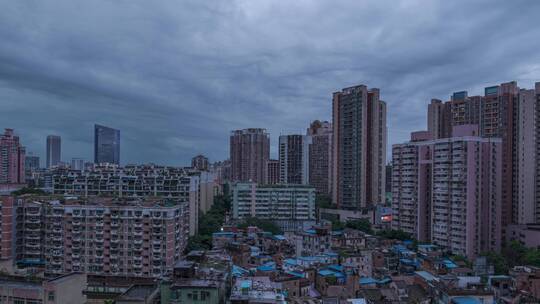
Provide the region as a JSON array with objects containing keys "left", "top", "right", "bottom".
[
  {"left": 110, "top": 222, "right": 120, "bottom": 228},
  {"left": 134, "top": 239, "right": 143, "bottom": 245},
  {"left": 25, "top": 234, "right": 40, "bottom": 241},
  {"left": 96, "top": 222, "right": 104, "bottom": 227},
  {"left": 25, "top": 218, "right": 41, "bottom": 224},
  {"left": 51, "top": 260, "right": 63, "bottom": 266}
]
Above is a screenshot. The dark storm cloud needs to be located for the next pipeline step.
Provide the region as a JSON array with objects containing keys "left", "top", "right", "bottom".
[{"left": 1, "top": 0, "right": 540, "bottom": 165}]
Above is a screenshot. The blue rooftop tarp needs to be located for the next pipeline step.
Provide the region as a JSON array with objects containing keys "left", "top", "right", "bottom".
[
  {"left": 443, "top": 259, "right": 458, "bottom": 269},
  {"left": 451, "top": 297, "right": 482, "bottom": 304},
  {"left": 284, "top": 258, "right": 298, "bottom": 266},
  {"left": 257, "top": 261, "right": 276, "bottom": 272},
  {"left": 318, "top": 269, "right": 335, "bottom": 276},
  {"left": 359, "top": 277, "right": 378, "bottom": 285},
  {"left": 359, "top": 277, "right": 392, "bottom": 285},
  {"left": 286, "top": 271, "right": 305, "bottom": 278},
  {"left": 328, "top": 264, "right": 343, "bottom": 272},
  {"left": 232, "top": 265, "right": 249, "bottom": 277},
  {"left": 240, "top": 280, "right": 252, "bottom": 289}
]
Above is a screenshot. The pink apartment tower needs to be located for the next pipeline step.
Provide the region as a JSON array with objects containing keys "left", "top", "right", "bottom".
[
  {"left": 392, "top": 125, "right": 502, "bottom": 259},
  {"left": 0, "top": 129, "right": 25, "bottom": 185}
]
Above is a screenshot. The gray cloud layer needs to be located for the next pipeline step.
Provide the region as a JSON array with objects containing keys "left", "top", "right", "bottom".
[{"left": 1, "top": 0, "right": 539, "bottom": 166}]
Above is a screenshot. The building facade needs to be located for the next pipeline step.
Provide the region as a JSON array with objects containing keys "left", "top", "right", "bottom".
[
  {"left": 49, "top": 164, "right": 215, "bottom": 236},
  {"left": 191, "top": 154, "right": 209, "bottom": 171},
  {"left": 307, "top": 120, "right": 333, "bottom": 195},
  {"left": 46, "top": 135, "right": 61, "bottom": 168},
  {"left": 392, "top": 125, "right": 502, "bottom": 259},
  {"left": 279, "top": 135, "right": 310, "bottom": 185},
  {"left": 0, "top": 196, "right": 15, "bottom": 262},
  {"left": 266, "top": 159, "right": 280, "bottom": 185},
  {"left": 232, "top": 183, "right": 316, "bottom": 232},
  {"left": 425, "top": 81, "right": 540, "bottom": 238},
  {"left": 332, "top": 85, "right": 387, "bottom": 209},
  {"left": 94, "top": 124, "right": 120, "bottom": 165},
  {"left": 0, "top": 129, "right": 25, "bottom": 185},
  {"left": 12, "top": 197, "right": 189, "bottom": 278},
  {"left": 71, "top": 158, "right": 84, "bottom": 171},
  {"left": 230, "top": 128, "right": 270, "bottom": 184}
]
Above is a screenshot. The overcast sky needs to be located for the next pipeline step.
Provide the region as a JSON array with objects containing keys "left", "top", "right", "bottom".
[{"left": 1, "top": 0, "right": 540, "bottom": 166}]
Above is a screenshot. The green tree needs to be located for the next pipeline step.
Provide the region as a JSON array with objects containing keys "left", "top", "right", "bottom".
[
  {"left": 331, "top": 219, "right": 345, "bottom": 231},
  {"left": 185, "top": 194, "right": 231, "bottom": 253},
  {"left": 316, "top": 194, "right": 334, "bottom": 209},
  {"left": 376, "top": 229, "right": 412, "bottom": 241},
  {"left": 11, "top": 187, "right": 46, "bottom": 196},
  {"left": 483, "top": 252, "right": 508, "bottom": 275},
  {"left": 345, "top": 219, "right": 373, "bottom": 234},
  {"left": 238, "top": 217, "right": 283, "bottom": 235}
]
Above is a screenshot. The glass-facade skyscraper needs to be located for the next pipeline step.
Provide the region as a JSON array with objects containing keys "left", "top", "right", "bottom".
[
  {"left": 94, "top": 124, "right": 120, "bottom": 165},
  {"left": 46, "top": 135, "right": 61, "bottom": 168}
]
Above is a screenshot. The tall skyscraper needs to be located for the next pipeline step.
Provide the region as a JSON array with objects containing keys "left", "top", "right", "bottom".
[
  {"left": 332, "top": 85, "right": 387, "bottom": 209},
  {"left": 306, "top": 120, "right": 333, "bottom": 195},
  {"left": 46, "top": 135, "right": 61, "bottom": 168},
  {"left": 0, "top": 128, "right": 25, "bottom": 184},
  {"left": 392, "top": 125, "right": 502, "bottom": 259},
  {"left": 279, "top": 134, "right": 311, "bottom": 185},
  {"left": 191, "top": 154, "right": 209, "bottom": 171},
  {"left": 230, "top": 128, "right": 270, "bottom": 183},
  {"left": 94, "top": 124, "right": 120, "bottom": 165}
]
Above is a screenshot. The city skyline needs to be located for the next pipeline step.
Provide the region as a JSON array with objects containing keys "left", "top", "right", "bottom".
[{"left": 1, "top": 1, "right": 539, "bottom": 165}]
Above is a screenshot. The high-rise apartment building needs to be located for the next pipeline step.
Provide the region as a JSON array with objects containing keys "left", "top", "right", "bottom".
[
  {"left": 94, "top": 124, "right": 120, "bottom": 165},
  {"left": 211, "top": 160, "right": 231, "bottom": 186},
  {"left": 49, "top": 164, "right": 214, "bottom": 236},
  {"left": 515, "top": 83, "right": 540, "bottom": 225},
  {"left": 332, "top": 85, "right": 387, "bottom": 209},
  {"left": 0, "top": 129, "right": 25, "bottom": 185},
  {"left": 46, "top": 135, "right": 61, "bottom": 168},
  {"left": 392, "top": 125, "right": 502, "bottom": 259},
  {"left": 230, "top": 128, "right": 270, "bottom": 183},
  {"left": 0, "top": 196, "right": 15, "bottom": 261},
  {"left": 71, "top": 158, "right": 84, "bottom": 171},
  {"left": 279, "top": 135, "right": 310, "bottom": 185},
  {"left": 307, "top": 120, "right": 333, "bottom": 195},
  {"left": 266, "top": 159, "right": 280, "bottom": 185},
  {"left": 191, "top": 154, "right": 209, "bottom": 171},
  {"left": 232, "top": 182, "right": 316, "bottom": 232},
  {"left": 12, "top": 197, "right": 189, "bottom": 278},
  {"left": 25, "top": 154, "right": 40, "bottom": 172},
  {"left": 424, "top": 82, "right": 535, "bottom": 239}
]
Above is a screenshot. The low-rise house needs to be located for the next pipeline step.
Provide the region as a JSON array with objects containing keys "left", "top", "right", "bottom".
[
  {"left": 115, "top": 284, "right": 160, "bottom": 304},
  {"left": 230, "top": 276, "right": 286, "bottom": 304},
  {"left": 160, "top": 251, "right": 231, "bottom": 304},
  {"left": 0, "top": 273, "right": 86, "bottom": 304},
  {"left": 509, "top": 266, "right": 540, "bottom": 301},
  {"left": 84, "top": 274, "right": 157, "bottom": 303}
]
